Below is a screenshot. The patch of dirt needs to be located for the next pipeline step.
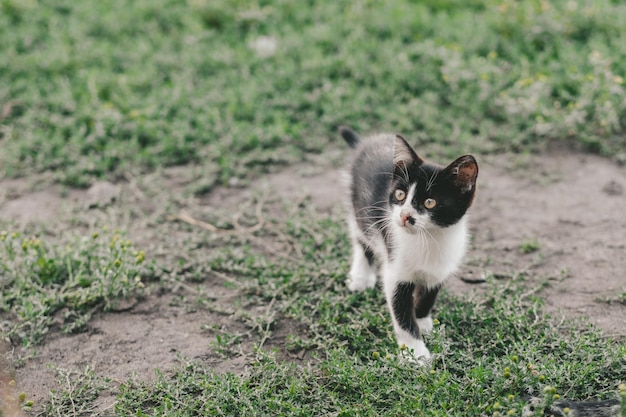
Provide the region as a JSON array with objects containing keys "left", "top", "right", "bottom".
[
  {"left": 1, "top": 149, "right": 625, "bottom": 412},
  {"left": 6, "top": 283, "right": 258, "bottom": 412},
  {"left": 457, "top": 152, "right": 626, "bottom": 335}
]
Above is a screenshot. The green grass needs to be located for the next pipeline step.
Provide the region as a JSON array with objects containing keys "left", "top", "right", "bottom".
[
  {"left": 2, "top": 0, "right": 626, "bottom": 187},
  {"left": 0, "top": 229, "right": 154, "bottom": 346},
  {"left": 38, "top": 213, "right": 626, "bottom": 416}
]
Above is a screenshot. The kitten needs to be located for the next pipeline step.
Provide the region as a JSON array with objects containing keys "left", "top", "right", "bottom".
[{"left": 340, "top": 126, "right": 478, "bottom": 363}]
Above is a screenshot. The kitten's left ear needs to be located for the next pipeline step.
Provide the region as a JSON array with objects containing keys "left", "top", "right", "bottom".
[
  {"left": 445, "top": 155, "right": 478, "bottom": 193},
  {"left": 393, "top": 135, "right": 423, "bottom": 167}
]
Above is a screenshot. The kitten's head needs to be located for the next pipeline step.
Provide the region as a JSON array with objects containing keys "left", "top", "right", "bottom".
[{"left": 390, "top": 135, "right": 478, "bottom": 233}]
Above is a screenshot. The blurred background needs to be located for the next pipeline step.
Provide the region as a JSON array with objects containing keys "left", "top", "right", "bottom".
[{"left": 1, "top": 0, "right": 625, "bottom": 188}]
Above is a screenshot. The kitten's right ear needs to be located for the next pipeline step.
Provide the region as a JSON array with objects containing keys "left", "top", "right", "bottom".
[
  {"left": 445, "top": 155, "right": 478, "bottom": 193},
  {"left": 393, "top": 135, "right": 423, "bottom": 168}
]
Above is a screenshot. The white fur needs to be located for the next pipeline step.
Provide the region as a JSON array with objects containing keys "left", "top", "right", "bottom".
[
  {"left": 347, "top": 240, "right": 377, "bottom": 291},
  {"left": 416, "top": 316, "right": 433, "bottom": 335}
]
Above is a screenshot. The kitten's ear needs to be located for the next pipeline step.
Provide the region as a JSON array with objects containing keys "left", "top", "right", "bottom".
[
  {"left": 445, "top": 155, "right": 478, "bottom": 193},
  {"left": 393, "top": 135, "right": 423, "bottom": 168}
]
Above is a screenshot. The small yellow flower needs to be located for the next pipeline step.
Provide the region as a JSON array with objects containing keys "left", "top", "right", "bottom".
[
  {"left": 114, "top": 259, "right": 122, "bottom": 268},
  {"left": 372, "top": 351, "right": 380, "bottom": 359},
  {"left": 493, "top": 402, "right": 501, "bottom": 410},
  {"left": 563, "top": 407, "right": 570, "bottom": 415},
  {"left": 135, "top": 250, "right": 145, "bottom": 264},
  {"left": 433, "top": 318, "right": 440, "bottom": 326},
  {"left": 511, "top": 355, "right": 519, "bottom": 363},
  {"left": 553, "top": 394, "right": 560, "bottom": 400},
  {"left": 543, "top": 386, "right": 557, "bottom": 395},
  {"left": 507, "top": 410, "right": 515, "bottom": 416},
  {"left": 400, "top": 344, "right": 407, "bottom": 351},
  {"left": 18, "top": 392, "right": 26, "bottom": 403},
  {"left": 92, "top": 232, "right": 99, "bottom": 239}
]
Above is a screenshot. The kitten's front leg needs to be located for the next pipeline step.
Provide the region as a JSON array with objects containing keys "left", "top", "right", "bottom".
[
  {"left": 347, "top": 241, "right": 377, "bottom": 292},
  {"left": 385, "top": 279, "right": 431, "bottom": 363},
  {"left": 414, "top": 285, "right": 440, "bottom": 335}
]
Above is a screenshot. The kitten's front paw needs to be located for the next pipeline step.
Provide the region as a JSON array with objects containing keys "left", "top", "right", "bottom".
[
  {"left": 347, "top": 277, "right": 375, "bottom": 292},
  {"left": 399, "top": 339, "right": 432, "bottom": 366},
  {"left": 347, "top": 271, "right": 377, "bottom": 292},
  {"left": 416, "top": 316, "right": 433, "bottom": 335}
]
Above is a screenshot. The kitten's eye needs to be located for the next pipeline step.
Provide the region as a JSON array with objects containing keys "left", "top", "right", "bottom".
[
  {"left": 424, "top": 198, "right": 437, "bottom": 209},
  {"left": 394, "top": 189, "right": 406, "bottom": 201}
]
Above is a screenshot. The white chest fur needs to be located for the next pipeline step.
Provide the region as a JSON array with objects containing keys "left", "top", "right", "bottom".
[{"left": 384, "top": 217, "right": 469, "bottom": 289}]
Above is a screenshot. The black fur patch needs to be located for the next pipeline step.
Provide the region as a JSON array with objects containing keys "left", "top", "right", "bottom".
[
  {"left": 392, "top": 281, "right": 420, "bottom": 340},
  {"left": 414, "top": 285, "right": 440, "bottom": 319}
]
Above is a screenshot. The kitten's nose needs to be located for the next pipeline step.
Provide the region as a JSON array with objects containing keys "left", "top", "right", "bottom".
[{"left": 401, "top": 214, "right": 415, "bottom": 226}]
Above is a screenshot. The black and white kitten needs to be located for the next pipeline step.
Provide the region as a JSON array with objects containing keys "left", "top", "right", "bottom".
[{"left": 340, "top": 127, "right": 478, "bottom": 363}]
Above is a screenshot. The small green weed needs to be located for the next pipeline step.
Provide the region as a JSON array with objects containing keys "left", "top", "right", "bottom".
[
  {"left": 519, "top": 239, "right": 541, "bottom": 254},
  {"left": 44, "top": 366, "right": 109, "bottom": 417}
]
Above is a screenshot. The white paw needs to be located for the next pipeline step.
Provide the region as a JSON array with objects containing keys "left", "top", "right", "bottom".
[
  {"left": 417, "top": 316, "right": 433, "bottom": 335},
  {"left": 347, "top": 271, "right": 377, "bottom": 292},
  {"left": 346, "top": 244, "right": 377, "bottom": 292},
  {"left": 398, "top": 339, "right": 432, "bottom": 366},
  {"left": 348, "top": 265, "right": 376, "bottom": 291}
]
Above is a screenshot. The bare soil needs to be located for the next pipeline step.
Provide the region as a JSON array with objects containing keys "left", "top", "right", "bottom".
[{"left": 1, "top": 149, "right": 625, "bottom": 412}]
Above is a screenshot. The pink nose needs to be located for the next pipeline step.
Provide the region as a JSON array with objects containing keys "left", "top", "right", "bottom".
[{"left": 401, "top": 214, "right": 411, "bottom": 226}]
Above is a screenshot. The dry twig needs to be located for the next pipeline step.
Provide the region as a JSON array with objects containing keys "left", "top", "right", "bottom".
[{"left": 170, "top": 191, "right": 267, "bottom": 234}]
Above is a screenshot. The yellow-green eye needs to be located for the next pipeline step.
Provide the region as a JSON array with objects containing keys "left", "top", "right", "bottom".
[
  {"left": 424, "top": 198, "right": 437, "bottom": 209},
  {"left": 394, "top": 189, "right": 406, "bottom": 201}
]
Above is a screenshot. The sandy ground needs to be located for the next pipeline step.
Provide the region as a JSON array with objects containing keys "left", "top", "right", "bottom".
[{"left": 1, "top": 149, "right": 625, "bottom": 413}]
